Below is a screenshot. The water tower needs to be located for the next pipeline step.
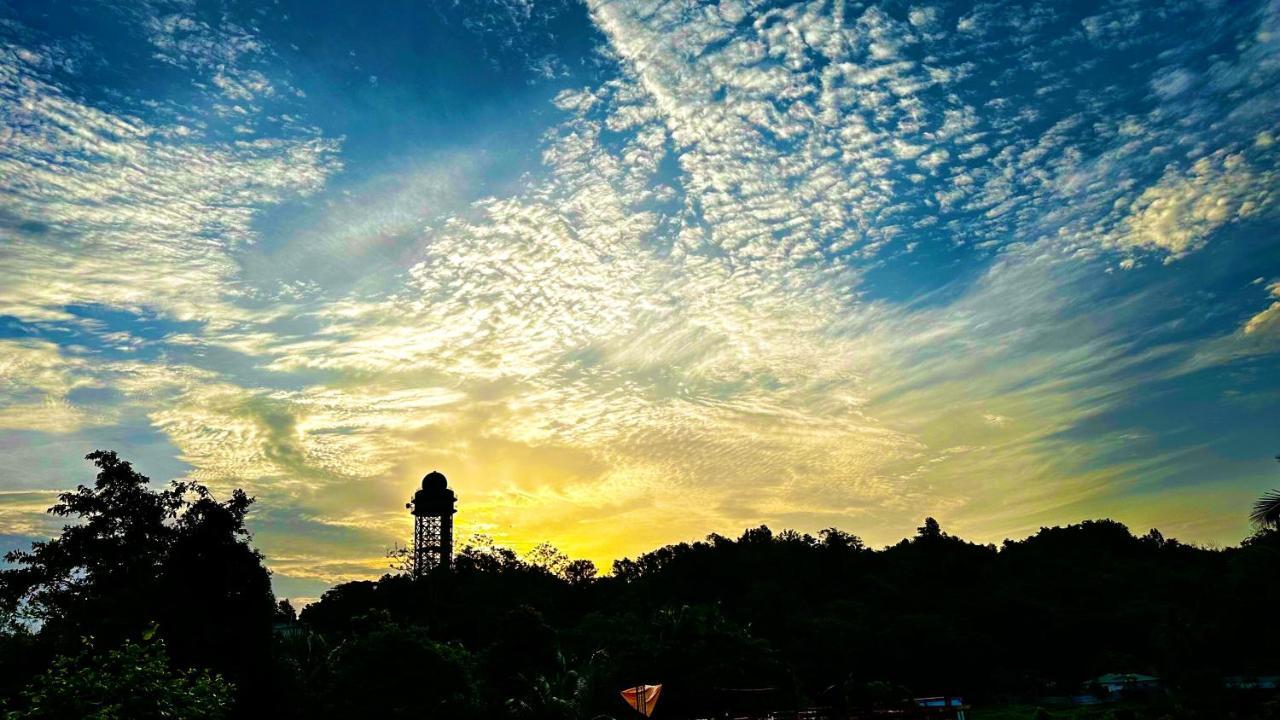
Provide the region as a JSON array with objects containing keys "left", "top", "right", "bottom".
[{"left": 406, "top": 470, "right": 457, "bottom": 577}]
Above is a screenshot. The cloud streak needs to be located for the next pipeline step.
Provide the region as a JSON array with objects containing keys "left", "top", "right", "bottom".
[{"left": 1, "top": 0, "right": 1278, "bottom": 590}]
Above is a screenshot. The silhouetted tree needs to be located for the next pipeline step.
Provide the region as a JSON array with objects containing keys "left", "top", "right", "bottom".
[
  {"left": 818, "top": 527, "right": 865, "bottom": 552},
  {"left": 456, "top": 533, "right": 522, "bottom": 573},
  {"left": 525, "top": 542, "right": 570, "bottom": 576},
  {"left": 158, "top": 484, "right": 275, "bottom": 707},
  {"left": 0, "top": 451, "right": 187, "bottom": 645},
  {"left": 385, "top": 542, "right": 414, "bottom": 575},
  {"left": 562, "top": 559, "right": 597, "bottom": 586},
  {"left": 1251, "top": 456, "right": 1280, "bottom": 529},
  {"left": 917, "top": 516, "right": 943, "bottom": 540},
  {"left": 9, "top": 449, "right": 1280, "bottom": 717},
  {"left": 318, "top": 620, "right": 479, "bottom": 720},
  {"left": 485, "top": 606, "right": 562, "bottom": 698},
  {"left": 0, "top": 451, "right": 276, "bottom": 716},
  {"left": 275, "top": 599, "right": 298, "bottom": 623}
]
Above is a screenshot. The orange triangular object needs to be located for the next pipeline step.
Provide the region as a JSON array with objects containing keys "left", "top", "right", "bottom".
[{"left": 621, "top": 684, "right": 662, "bottom": 717}]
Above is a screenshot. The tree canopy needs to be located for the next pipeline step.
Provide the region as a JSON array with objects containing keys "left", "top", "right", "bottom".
[
  {"left": 1, "top": 451, "right": 1278, "bottom": 719},
  {"left": 0, "top": 451, "right": 276, "bottom": 717}
]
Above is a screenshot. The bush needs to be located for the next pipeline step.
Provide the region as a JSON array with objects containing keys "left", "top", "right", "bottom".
[{"left": 5, "top": 637, "right": 233, "bottom": 720}]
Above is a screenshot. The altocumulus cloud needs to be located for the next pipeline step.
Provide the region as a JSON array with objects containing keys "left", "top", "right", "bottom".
[{"left": 0, "top": 0, "right": 1278, "bottom": 593}]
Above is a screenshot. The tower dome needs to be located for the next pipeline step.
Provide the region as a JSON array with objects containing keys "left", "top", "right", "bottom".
[{"left": 422, "top": 470, "right": 447, "bottom": 491}]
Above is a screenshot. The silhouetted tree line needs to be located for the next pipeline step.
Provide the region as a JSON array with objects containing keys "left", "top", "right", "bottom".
[{"left": 1, "top": 451, "right": 1278, "bottom": 719}]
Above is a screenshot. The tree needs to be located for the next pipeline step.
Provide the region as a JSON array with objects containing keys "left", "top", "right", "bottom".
[
  {"left": 525, "top": 542, "right": 570, "bottom": 577},
  {"left": 318, "top": 622, "right": 479, "bottom": 720},
  {"left": 485, "top": 606, "right": 561, "bottom": 695},
  {"left": 1253, "top": 491, "right": 1280, "bottom": 529},
  {"left": 0, "top": 451, "right": 276, "bottom": 714},
  {"left": 158, "top": 484, "right": 276, "bottom": 702},
  {"left": 0, "top": 615, "right": 39, "bottom": 704},
  {"left": 819, "top": 527, "right": 865, "bottom": 552},
  {"left": 1251, "top": 457, "right": 1280, "bottom": 529},
  {"left": 917, "top": 517, "right": 943, "bottom": 540},
  {"left": 385, "top": 543, "right": 414, "bottom": 575},
  {"left": 562, "top": 559, "right": 597, "bottom": 586},
  {"left": 456, "top": 534, "right": 522, "bottom": 573},
  {"left": 503, "top": 670, "right": 588, "bottom": 720},
  {"left": 275, "top": 599, "right": 298, "bottom": 623},
  {"left": 5, "top": 637, "right": 233, "bottom": 720},
  {"left": 0, "top": 451, "right": 187, "bottom": 643}
]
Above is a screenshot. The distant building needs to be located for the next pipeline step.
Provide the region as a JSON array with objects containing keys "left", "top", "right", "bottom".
[
  {"left": 1091, "top": 673, "right": 1161, "bottom": 697},
  {"left": 1225, "top": 675, "right": 1280, "bottom": 690},
  {"left": 914, "top": 696, "right": 968, "bottom": 719}
]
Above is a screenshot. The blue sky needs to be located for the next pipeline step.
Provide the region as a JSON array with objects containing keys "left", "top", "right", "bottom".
[{"left": 1, "top": 0, "right": 1278, "bottom": 604}]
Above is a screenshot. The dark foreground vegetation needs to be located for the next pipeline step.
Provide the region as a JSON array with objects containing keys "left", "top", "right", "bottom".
[{"left": 1, "top": 452, "right": 1278, "bottom": 719}]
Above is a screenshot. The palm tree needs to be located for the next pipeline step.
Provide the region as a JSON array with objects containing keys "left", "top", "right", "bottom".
[
  {"left": 1251, "top": 456, "right": 1280, "bottom": 530},
  {"left": 1253, "top": 492, "right": 1280, "bottom": 529}
]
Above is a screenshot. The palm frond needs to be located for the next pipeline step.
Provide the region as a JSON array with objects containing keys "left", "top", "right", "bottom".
[{"left": 1251, "top": 489, "right": 1280, "bottom": 528}]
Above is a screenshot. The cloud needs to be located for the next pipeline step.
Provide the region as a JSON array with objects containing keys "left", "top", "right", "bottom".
[
  {"left": 1243, "top": 281, "right": 1280, "bottom": 337},
  {"left": 0, "top": 31, "right": 341, "bottom": 326},
  {"left": 588, "top": 0, "right": 975, "bottom": 262},
  {"left": 0, "top": 340, "right": 104, "bottom": 433},
  {"left": 909, "top": 6, "right": 940, "bottom": 30},
  {"left": 0, "top": 490, "right": 67, "bottom": 537},
  {"left": 1115, "top": 151, "right": 1275, "bottom": 256},
  {"left": 2, "top": 0, "right": 1279, "bottom": 586},
  {"left": 141, "top": 1, "right": 280, "bottom": 107}
]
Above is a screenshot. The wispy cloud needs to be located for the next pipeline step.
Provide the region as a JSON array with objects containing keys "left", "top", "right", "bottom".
[
  {"left": 0, "top": 0, "right": 1277, "bottom": 586},
  {"left": 0, "top": 340, "right": 104, "bottom": 433},
  {"left": 0, "top": 30, "right": 340, "bottom": 324}
]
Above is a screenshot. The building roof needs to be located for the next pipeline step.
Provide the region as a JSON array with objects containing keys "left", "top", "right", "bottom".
[
  {"left": 1093, "top": 673, "right": 1159, "bottom": 684},
  {"left": 422, "top": 470, "right": 448, "bottom": 491}
]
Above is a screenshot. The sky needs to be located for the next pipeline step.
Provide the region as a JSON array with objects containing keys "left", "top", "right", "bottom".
[{"left": 1, "top": 0, "right": 1278, "bottom": 604}]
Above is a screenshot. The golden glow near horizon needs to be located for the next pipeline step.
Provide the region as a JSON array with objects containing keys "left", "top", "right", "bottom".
[{"left": 1, "top": 0, "right": 1279, "bottom": 602}]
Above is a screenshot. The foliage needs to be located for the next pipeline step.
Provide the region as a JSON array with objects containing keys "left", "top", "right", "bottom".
[
  {"left": 0, "top": 451, "right": 189, "bottom": 639},
  {"left": 4, "top": 637, "right": 233, "bottom": 720},
  {"left": 315, "top": 620, "right": 480, "bottom": 720},
  {"left": 1249, "top": 456, "right": 1280, "bottom": 529},
  {"left": 3, "top": 450, "right": 1280, "bottom": 718},
  {"left": 275, "top": 599, "right": 297, "bottom": 623},
  {"left": 525, "top": 542, "right": 571, "bottom": 577},
  {"left": 562, "top": 559, "right": 598, "bottom": 586},
  {"left": 0, "top": 451, "right": 276, "bottom": 716},
  {"left": 299, "top": 517, "right": 1279, "bottom": 717},
  {"left": 1253, "top": 492, "right": 1280, "bottom": 529}
]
